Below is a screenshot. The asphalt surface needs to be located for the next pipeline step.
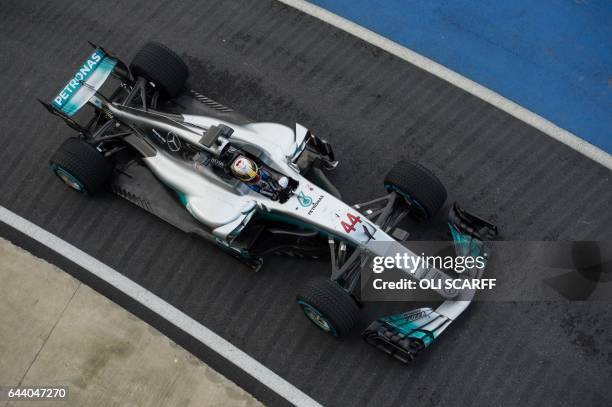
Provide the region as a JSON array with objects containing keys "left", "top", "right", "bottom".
[{"left": 2, "top": 1, "right": 612, "bottom": 406}]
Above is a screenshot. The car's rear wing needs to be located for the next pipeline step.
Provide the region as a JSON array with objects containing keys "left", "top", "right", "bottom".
[{"left": 51, "top": 48, "right": 118, "bottom": 117}]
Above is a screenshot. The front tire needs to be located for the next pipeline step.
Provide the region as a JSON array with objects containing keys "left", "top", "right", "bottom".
[
  {"left": 49, "top": 138, "right": 113, "bottom": 195},
  {"left": 384, "top": 160, "right": 447, "bottom": 219},
  {"left": 130, "top": 42, "right": 189, "bottom": 98},
  {"left": 296, "top": 277, "right": 360, "bottom": 337}
]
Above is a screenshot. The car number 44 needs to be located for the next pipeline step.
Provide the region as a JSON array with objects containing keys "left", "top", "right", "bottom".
[{"left": 341, "top": 213, "right": 362, "bottom": 233}]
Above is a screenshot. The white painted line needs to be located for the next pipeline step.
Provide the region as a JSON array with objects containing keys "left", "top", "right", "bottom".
[
  {"left": 277, "top": 0, "right": 612, "bottom": 170},
  {"left": 0, "top": 206, "right": 322, "bottom": 407}
]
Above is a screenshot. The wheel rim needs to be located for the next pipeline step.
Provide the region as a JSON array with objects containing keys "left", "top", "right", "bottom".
[
  {"left": 298, "top": 301, "right": 335, "bottom": 334},
  {"left": 53, "top": 166, "right": 85, "bottom": 192}
]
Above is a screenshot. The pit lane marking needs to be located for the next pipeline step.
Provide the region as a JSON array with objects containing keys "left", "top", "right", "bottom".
[
  {"left": 278, "top": 0, "right": 612, "bottom": 170},
  {"left": 0, "top": 205, "right": 322, "bottom": 407}
]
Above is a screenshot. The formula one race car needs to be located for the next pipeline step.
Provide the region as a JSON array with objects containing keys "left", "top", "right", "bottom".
[{"left": 41, "top": 42, "right": 498, "bottom": 364}]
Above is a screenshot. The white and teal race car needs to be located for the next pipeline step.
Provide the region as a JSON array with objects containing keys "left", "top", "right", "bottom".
[{"left": 41, "top": 42, "right": 498, "bottom": 364}]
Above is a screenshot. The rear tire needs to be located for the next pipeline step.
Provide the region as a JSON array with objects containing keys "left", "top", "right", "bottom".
[
  {"left": 384, "top": 160, "right": 447, "bottom": 219},
  {"left": 130, "top": 42, "right": 189, "bottom": 98},
  {"left": 49, "top": 138, "right": 113, "bottom": 195},
  {"left": 296, "top": 277, "right": 360, "bottom": 337}
]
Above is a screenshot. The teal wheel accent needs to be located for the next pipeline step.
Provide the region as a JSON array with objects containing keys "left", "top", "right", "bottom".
[
  {"left": 49, "top": 138, "right": 113, "bottom": 195},
  {"left": 52, "top": 165, "right": 86, "bottom": 193},
  {"left": 385, "top": 184, "right": 426, "bottom": 213},
  {"left": 383, "top": 161, "right": 447, "bottom": 219},
  {"left": 297, "top": 300, "right": 338, "bottom": 336}
]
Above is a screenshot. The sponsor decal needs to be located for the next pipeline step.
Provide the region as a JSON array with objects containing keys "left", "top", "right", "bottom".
[
  {"left": 53, "top": 49, "right": 104, "bottom": 108},
  {"left": 307, "top": 195, "right": 324, "bottom": 215},
  {"left": 151, "top": 129, "right": 182, "bottom": 152},
  {"left": 297, "top": 191, "right": 313, "bottom": 207},
  {"left": 166, "top": 131, "right": 182, "bottom": 152},
  {"left": 295, "top": 191, "right": 324, "bottom": 215},
  {"left": 404, "top": 310, "right": 428, "bottom": 321}
]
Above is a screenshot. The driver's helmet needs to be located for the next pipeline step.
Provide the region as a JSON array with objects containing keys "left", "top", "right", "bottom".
[{"left": 230, "top": 155, "right": 259, "bottom": 182}]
